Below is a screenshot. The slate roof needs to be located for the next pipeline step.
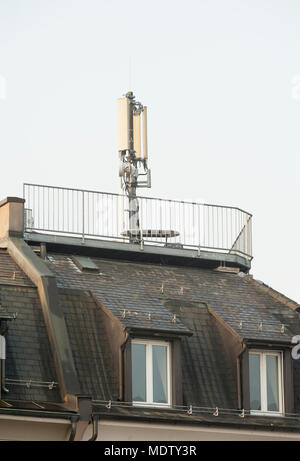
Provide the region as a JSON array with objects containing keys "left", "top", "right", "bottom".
[
  {"left": 58, "top": 288, "right": 118, "bottom": 401},
  {"left": 44, "top": 251, "right": 300, "bottom": 408},
  {"left": 0, "top": 249, "right": 35, "bottom": 287},
  {"left": 48, "top": 254, "right": 191, "bottom": 336},
  {"left": 165, "top": 300, "right": 238, "bottom": 408},
  {"left": 1, "top": 246, "right": 300, "bottom": 418},
  {"left": 0, "top": 251, "right": 61, "bottom": 403},
  {"left": 46, "top": 253, "right": 298, "bottom": 344}
]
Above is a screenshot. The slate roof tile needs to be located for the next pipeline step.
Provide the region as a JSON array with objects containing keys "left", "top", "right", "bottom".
[{"left": 0, "top": 250, "right": 35, "bottom": 287}]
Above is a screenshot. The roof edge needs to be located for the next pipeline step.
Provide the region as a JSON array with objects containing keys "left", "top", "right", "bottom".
[
  {"left": 207, "top": 305, "right": 243, "bottom": 342},
  {"left": 3, "top": 236, "right": 81, "bottom": 402},
  {"left": 245, "top": 276, "right": 300, "bottom": 310}
]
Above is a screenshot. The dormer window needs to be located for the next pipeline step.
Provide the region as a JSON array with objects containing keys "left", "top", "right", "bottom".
[
  {"left": 249, "top": 351, "right": 284, "bottom": 415},
  {"left": 131, "top": 339, "right": 171, "bottom": 407}
]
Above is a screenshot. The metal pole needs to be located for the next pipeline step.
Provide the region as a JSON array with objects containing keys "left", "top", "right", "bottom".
[
  {"left": 82, "top": 190, "right": 85, "bottom": 243},
  {"left": 128, "top": 183, "right": 140, "bottom": 240},
  {"left": 139, "top": 199, "right": 143, "bottom": 251},
  {"left": 197, "top": 204, "right": 201, "bottom": 256}
]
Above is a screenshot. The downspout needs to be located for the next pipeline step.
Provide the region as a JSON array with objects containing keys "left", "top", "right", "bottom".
[
  {"left": 237, "top": 342, "right": 247, "bottom": 409},
  {"left": 88, "top": 415, "right": 99, "bottom": 441},
  {"left": 0, "top": 334, "right": 8, "bottom": 397},
  {"left": 120, "top": 330, "right": 130, "bottom": 401},
  {"left": 68, "top": 417, "right": 79, "bottom": 441},
  {"left": 0, "top": 316, "right": 16, "bottom": 397},
  {"left": 1, "top": 359, "right": 9, "bottom": 395}
]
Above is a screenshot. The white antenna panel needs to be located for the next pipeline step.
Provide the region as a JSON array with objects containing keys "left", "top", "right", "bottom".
[
  {"left": 117, "top": 97, "right": 130, "bottom": 151},
  {"left": 133, "top": 111, "right": 141, "bottom": 159},
  {"left": 142, "top": 106, "right": 148, "bottom": 160}
]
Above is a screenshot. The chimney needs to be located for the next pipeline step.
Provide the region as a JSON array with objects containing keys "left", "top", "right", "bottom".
[{"left": 0, "top": 197, "right": 24, "bottom": 240}]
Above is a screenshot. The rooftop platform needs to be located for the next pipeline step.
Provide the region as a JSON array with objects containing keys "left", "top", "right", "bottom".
[{"left": 23, "top": 183, "right": 253, "bottom": 272}]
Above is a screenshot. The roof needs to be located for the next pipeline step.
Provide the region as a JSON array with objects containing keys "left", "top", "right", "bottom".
[
  {"left": 58, "top": 288, "right": 117, "bottom": 401},
  {"left": 48, "top": 254, "right": 191, "bottom": 336},
  {"left": 44, "top": 251, "right": 300, "bottom": 407},
  {"left": 0, "top": 250, "right": 61, "bottom": 403},
  {"left": 46, "top": 252, "right": 299, "bottom": 343},
  {"left": 1, "top": 245, "right": 300, "bottom": 417},
  {"left": 0, "top": 249, "right": 34, "bottom": 288}
]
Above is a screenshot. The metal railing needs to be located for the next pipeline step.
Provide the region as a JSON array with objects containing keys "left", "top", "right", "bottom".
[{"left": 23, "top": 183, "right": 253, "bottom": 259}]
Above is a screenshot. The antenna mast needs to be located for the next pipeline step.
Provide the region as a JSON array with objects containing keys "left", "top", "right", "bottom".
[{"left": 117, "top": 91, "right": 151, "bottom": 241}]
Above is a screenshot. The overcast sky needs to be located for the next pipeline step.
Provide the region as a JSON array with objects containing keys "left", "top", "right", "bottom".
[{"left": 0, "top": 0, "right": 299, "bottom": 302}]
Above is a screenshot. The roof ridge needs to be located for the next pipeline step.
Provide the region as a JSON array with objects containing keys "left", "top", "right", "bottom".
[{"left": 244, "top": 275, "right": 300, "bottom": 311}]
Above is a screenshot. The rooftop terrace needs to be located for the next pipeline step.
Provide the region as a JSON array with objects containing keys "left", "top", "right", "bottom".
[{"left": 23, "top": 183, "right": 253, "bottom": 271}]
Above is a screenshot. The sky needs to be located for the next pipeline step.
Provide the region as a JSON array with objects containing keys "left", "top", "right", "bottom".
[{"left": 0, "top": 0, "right": 299, "bottom": 303}]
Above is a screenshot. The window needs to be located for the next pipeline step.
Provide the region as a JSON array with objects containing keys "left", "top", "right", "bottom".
[
  {"left": 131, "top": 339, "right": 171, "bottom": 407},
  {"left": 249, "top": 351, "right": 284, "bottom": 415},
  {"left": 71, "top": 255, "right": 100, "bottom": 273}
]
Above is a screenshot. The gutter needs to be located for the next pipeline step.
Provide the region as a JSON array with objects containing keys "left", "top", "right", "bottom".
[
  {"left": 92, "top": 407, "right": 300, "bottom": 434},
  {"left": 0, "top": 403, "right": 99, "bottom": 442},
  {"left": 243, "top": 338, "right": 293, "bottom": 348},
  {"left": 0, "top": 406, "right": 78, "bottom": 420}
]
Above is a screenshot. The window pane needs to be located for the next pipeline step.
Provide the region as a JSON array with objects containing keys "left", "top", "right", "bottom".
[
  {"left": 152, "top": 345, "right": 168, "bottom": 404},
  {"left": 266, "top": 355, "right": 279, "bottom": 412},
  {"left": 249, "top": 354, "right": 261, "bottom": 411},
  {"left": 132, "top": 343, "right": 146, "bottom": 402}
]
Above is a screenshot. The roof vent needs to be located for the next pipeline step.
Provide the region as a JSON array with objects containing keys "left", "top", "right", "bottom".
[
  {"left": 214, "top": 266, "right": 240, "bottom": 274},
  {"left": 71, "top": 256, "right": 100, "bottom": 273}
]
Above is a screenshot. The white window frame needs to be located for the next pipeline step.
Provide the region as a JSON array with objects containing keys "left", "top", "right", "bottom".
[
  {"left": 132, "top": 339, "right": 172, "bottom": 407},
  {"left": 249, "top": 350, "right": 284, "bottom": 416}
]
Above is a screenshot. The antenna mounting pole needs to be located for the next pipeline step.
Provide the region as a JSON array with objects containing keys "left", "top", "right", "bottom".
[{"left": 117, "top": 91, "right": 151, "bottom": 242}]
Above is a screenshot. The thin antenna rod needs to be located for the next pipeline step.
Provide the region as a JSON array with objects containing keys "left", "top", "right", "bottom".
[{"left": 129, "top": 56, "right": 131, "bottom": 91}]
